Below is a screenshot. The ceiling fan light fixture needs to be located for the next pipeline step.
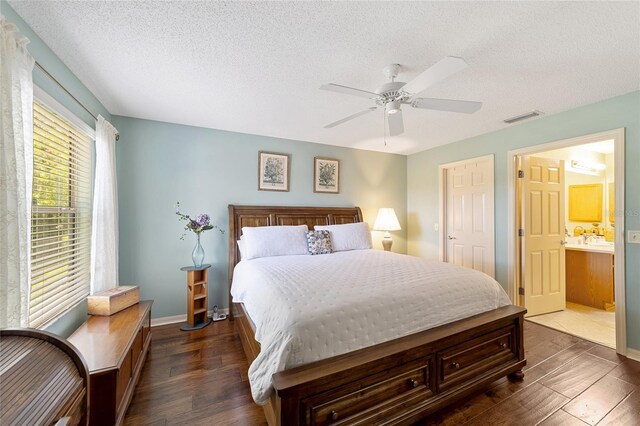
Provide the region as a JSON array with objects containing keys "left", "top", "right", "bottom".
[{"left": 386, "top": 100, "right": 401, "bottom": 115}]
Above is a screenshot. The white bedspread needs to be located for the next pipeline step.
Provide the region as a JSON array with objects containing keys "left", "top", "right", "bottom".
[{"left": 231, "top": 249, "right": 511, "bottom": 404}]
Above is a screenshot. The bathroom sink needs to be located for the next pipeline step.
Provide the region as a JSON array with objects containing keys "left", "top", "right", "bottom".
[
  {"left": 587, "top": 241, "right": 614, "bottom": 247},
  {"left": 565, "top": 241, "right": 615, "bottom": 253},
  {"left": 565, "top": 236, "right": 584, "bottom": 245}
]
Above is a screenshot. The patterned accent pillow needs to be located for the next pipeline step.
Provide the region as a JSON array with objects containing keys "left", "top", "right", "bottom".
[{"left": 306, "top": 230, "right": 333, "bottom": 255}]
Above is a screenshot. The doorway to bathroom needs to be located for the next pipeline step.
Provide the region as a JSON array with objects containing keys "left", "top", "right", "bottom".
[{"left": 507, "top": 129, "right": 626, "bottom": 352}]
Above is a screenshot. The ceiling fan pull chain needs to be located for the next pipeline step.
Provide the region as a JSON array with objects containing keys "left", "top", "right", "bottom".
[{"left": 383, "top": 111, "right": 387, "bottom": 146}]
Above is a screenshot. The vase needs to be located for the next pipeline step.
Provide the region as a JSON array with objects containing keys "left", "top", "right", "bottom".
[{"left": 192, "top": 233, "right": 205, "bottom": 268}]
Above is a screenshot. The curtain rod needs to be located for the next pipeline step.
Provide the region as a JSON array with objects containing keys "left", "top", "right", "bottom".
[{"left": 35, "top": 61, "right": 120, "bottom": 141}]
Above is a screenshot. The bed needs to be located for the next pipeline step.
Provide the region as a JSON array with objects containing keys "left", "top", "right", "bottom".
[{"left": 228, "top": 205, "right": 526, "bottom": 426}]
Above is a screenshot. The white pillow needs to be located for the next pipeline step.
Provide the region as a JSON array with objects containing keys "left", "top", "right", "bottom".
[
  {"left": 241, "top": 225, "right": 309, "bottom": 260},
  {"left": 236, "top": 237, "right": 246, "bottom": 260},
  {"left": 314, "top": 222, "right": 372, "bottom": 252}
]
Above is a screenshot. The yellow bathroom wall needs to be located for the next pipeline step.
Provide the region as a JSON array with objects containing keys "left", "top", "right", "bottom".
[{"left": 605, "top": 153, "right": 615, "bottom": 228}]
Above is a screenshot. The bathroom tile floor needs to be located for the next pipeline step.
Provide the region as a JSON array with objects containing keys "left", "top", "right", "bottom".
[{"left": 527, "top": 302, "right": 616, "bottom": 348}]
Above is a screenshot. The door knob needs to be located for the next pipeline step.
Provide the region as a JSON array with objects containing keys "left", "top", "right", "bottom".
[
  {"left": 448, "top": 235, "right": 457, "bottom": 240},
  {"left": 560, "top": 241, "right": 567, "bottom": 245}
]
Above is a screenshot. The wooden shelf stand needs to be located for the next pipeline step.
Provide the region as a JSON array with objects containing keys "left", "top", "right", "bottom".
[{"left": 180, "top": 264, "right": 212, "bottom": 331}]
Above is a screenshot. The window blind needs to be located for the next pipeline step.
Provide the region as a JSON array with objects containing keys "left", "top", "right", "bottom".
[{"left": 29, "top": 100, "right": 93, "bottom": 328}]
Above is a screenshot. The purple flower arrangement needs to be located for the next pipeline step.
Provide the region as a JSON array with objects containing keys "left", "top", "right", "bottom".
[{"left": 175, "top": 202, "right": 224, "bottom": 239}]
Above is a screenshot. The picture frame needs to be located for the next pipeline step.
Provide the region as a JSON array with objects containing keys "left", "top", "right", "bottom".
[
  {"left": 314, "top": 157, "right": 340, "bottom": 193},
  {"left": 258, "top": 151, "right": 290, "bottom": 192}
]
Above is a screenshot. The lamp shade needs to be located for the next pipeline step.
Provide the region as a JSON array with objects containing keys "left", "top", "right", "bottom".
[{"left": 373, "top": 208, "right": 401, "bottom": 232}]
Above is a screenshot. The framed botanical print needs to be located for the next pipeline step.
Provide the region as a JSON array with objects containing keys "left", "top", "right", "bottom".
[
  {"left": 258, "top": 151, "right": 290, "bottom": 191},
  {"left": 314, "top": 157, "right": 339, "bottom": 193}
]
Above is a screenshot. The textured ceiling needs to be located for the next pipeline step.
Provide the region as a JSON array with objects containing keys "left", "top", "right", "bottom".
[{"left": 10, "top": 1, "right": 640, "bottom": 155}]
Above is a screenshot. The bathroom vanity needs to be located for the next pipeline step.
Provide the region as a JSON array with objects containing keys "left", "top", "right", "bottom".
[{"left": 565, "top": 244, "right": 615, "bottom": 310}]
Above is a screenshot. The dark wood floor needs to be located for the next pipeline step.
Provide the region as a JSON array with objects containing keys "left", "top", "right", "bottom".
[{"left": 124, "top": 319, "right": 640, "bottom": 425}]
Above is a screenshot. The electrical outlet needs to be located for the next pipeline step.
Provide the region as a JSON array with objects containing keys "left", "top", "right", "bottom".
[
  {"left": 434, "top": 223, "right": 439, "bottom": 232},
  {"left": 629, "top": 231, "right": 640, "bottom": 244}
]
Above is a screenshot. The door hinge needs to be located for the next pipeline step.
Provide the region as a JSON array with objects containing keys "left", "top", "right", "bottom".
[
  {"left": 519, "top": 287, "right": 525, "bottom": 295},
  {"left": 518, "top": 170, "right": 524, "bottom": 178},
  {"left": 518, "top": 229, "right": 524, "bottom": 237}
]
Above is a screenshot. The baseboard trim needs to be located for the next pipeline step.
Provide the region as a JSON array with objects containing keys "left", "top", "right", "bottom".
[
  {"left": 151, "top": 308, "right": 230, "bottom": 327},
  {"left": 626, "top": 347, "right": 640, "bottom": 362}
]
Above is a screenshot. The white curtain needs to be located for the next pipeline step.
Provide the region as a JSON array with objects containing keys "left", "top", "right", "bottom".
[
  {"left": 90, "top": 116, "right": 119, "bottom": 294},
  {"left": 0, "top": 17, "right": 35, "bottom": 328}
]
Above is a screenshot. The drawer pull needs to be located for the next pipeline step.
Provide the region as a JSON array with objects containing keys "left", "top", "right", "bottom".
[
  {"left": 330, "top": 411, "right": 339, "bottom": 421},
  {"left": 499, "top": 342, "right": 507, "bottom": 349},
  {"left": 451, "top": 362, "right": 460, "bottom": 369},
  {"left": 408, "top": 378, "right": 419, "bottom": 388}
]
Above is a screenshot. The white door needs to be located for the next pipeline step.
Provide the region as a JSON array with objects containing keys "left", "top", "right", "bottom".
[
  {"left": 444, "top": 157, "right": 495, "bottom": 277},
  {"left": 521, "top": 156, "right": 566, "bottom": 316}
]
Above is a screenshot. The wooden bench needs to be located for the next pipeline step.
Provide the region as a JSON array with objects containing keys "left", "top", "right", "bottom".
[{"left": 68, "top": 300, "right": 152, "bottom": 426}]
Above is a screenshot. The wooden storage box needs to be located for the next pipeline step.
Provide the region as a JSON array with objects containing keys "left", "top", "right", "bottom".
[{"left": 88, "top": 285, "right": 140, "bottom": 316}]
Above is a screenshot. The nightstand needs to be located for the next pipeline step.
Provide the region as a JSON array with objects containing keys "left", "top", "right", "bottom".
[{"left": 179, "top": 264, "right": 212, "bottom": 331}]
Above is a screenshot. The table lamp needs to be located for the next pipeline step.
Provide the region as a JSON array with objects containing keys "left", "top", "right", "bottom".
[{"left": 373, "top": 208, "right": 401, "bottom": 251}]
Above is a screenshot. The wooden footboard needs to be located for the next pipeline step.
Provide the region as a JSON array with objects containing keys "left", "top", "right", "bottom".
[{"left": 233, "top": 303, "right": 526, "bottom": 426}]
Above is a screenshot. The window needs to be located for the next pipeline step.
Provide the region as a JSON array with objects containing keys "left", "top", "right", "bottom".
[{"left": 29, "top": 100, "right": 93, "bottom": 328}]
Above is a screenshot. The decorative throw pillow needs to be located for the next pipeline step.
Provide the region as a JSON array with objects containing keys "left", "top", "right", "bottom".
[{"left": 306, "top": 230, "right": 332, "bottom": 255}]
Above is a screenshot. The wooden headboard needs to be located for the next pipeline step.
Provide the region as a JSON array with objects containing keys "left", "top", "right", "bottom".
[{"left": 227, "top": 205, "right": 363, "bottom": 316}]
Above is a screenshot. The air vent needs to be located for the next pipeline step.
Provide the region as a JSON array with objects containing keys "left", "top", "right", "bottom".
[{"left": 504, "top": 110, "right": 543, "bottom": 124}]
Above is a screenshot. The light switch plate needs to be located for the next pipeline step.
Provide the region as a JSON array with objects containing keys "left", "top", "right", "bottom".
[
  {"left": 629, "top": 230, "right": 640, "bottom": 244},
  {"left": 434, "top": 223, "right": 439, "bottom": 232}
]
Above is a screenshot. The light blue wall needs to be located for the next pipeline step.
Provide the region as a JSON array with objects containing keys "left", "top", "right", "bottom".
[
  {"left": 3, "top": 1, "right": 111, "bottom": 337},
  {"left": 1, "top": 1, "right": 110, "bottom": 127},
  {"left": 113, "top": 116, "right": 407, "bottom": 319},
  {"left": 407, "top": 90, "right": 640, "bottom": 350}
]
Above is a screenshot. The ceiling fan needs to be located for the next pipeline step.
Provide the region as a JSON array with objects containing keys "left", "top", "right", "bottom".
[{"left": 320, "top": 57, "right": 482, "bottom": 136}]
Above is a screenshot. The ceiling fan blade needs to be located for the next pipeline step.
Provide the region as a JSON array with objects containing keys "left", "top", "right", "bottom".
[
  {"left": 320, "top": 83, "right": 379, "bottom": 99},
  {"left": 324, "top": 107, "right": 377, "bottom": 128},
  {"left": 411, "top": 97, "right": 482, "bottom": 114},
  {"left": 387, "top": 109, "right": 404, "bottom": 136},
  {"left": 402, "top": 56, "right": 468, "bottom": 95}
]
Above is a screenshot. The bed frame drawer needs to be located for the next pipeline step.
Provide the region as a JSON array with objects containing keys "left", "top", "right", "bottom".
[
  {"left": 302, "top": 357, "right": 433, "bottom": 425},
  {"left": 437, "top": 326, "right": 517, "bottom": 391}
]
